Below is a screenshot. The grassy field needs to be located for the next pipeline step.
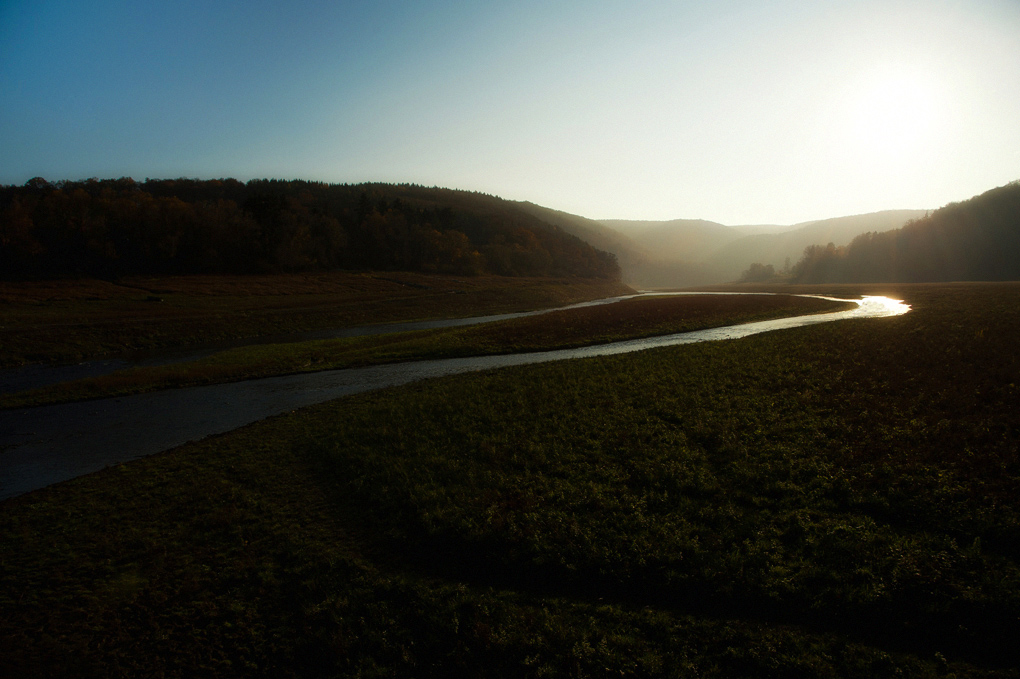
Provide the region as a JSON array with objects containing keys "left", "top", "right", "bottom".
[
  {"left": 1, "top": 281, "right": 1018, "bottom": 677},
  {"left": 0, "top": 272, "right": 633, "bottom": 368},
  {"left": 0, "top": 293, "right": 852, "bottom": 408}
]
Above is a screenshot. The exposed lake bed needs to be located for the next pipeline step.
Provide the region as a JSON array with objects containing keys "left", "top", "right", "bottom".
[
  {"left": 1, "top": 292, "right": 876, "bottom": 499},
  {"left": 3, "top": 281, "right": 1018, "bottom": 678}
]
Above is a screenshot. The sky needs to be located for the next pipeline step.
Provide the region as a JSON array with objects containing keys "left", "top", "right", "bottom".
[{"left": 2, "top": 0, "right": 1019, "bottom": 225}]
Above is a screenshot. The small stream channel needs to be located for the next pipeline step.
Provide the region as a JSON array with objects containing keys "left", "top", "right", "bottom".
[
  {"left": 0, "top": 294, "right": 646, "bottom": 396},
  {"left": 0, "top": 294, "right": 908, "bottom": 501}
]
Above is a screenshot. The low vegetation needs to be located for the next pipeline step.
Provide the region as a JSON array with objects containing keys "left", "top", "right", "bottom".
[
  {"left": 2, "top": 282, "right": 1018, "bottom": 677},
  {"left": 0, "top": 293, "right": 852, "bottom": 408},
  {"left": 0, "top": 272, "right": 632, "bottom": 368}
]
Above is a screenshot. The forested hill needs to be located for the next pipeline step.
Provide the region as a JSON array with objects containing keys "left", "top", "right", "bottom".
[
  {"left": 792, "top": 181, "right": 1020, "bottom": 283},
  {"left": 0, "top": 178, "right": 620, "bottom": 281}
]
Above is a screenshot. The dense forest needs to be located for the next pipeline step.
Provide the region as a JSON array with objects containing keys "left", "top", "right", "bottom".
[
  {"left": 791, "top": 181, "right": 1020, "bottom": 283},
  {"left": 0, "top": 178, "right": 620, "bottom": 281}
]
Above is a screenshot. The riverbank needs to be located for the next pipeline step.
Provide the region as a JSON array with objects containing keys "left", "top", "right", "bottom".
[{"left": 2, "top": 282, "right": 1018, "bottom": 677}]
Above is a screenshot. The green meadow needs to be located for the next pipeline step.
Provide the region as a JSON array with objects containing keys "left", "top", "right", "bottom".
[{"left": 2, "top": 281, "right": 1018, "bottom": 677}]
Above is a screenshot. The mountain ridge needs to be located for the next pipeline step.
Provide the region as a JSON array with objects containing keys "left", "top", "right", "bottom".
[
  {"left": 524, "top": 204, "right": 929, "bottom": 287},
  {"left": 7, "top": 175, "right": 985, "bottom": 286}
]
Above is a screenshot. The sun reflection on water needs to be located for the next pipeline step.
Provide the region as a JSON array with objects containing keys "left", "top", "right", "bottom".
[{"left": 853, "top": 296, "right": 911, "bottom": 317}]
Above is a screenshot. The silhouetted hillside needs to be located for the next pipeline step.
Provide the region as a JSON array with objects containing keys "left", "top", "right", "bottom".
[
  {"left": 511, "top": 205, "right": 727, "bottom": 287},
  {"left": 792, "top": 182, "right": 1020, "bottom": 283},
  {"left": 707, "top": 210, "right": 928, "bottom": 281},
  {"left": 580, "top": 212, "right": 922, "bottom": 286},
  {"left": 512, "top": 202, "right": 650, "bottom": 271},
  {"left": 575, "top": 212, "right": 923, "bottom": 286},
  {"left": 0, "top": 179, "right": 619, "bottom": 281}
]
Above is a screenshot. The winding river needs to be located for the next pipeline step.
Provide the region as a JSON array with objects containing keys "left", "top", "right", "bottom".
[
  {"left": 0, "top": 294, "right": 908, "bottom": 501},
  {"left": 0, "top": 293, "right": 647, "bottom": 396}
]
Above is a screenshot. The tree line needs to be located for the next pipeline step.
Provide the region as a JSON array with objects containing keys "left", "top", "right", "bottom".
[
  {"left": 0, "top": 178, "right": 620, "bottom": 281},
  {"left": 790, "top": 181, "right": 1020, "bottom": 283}
]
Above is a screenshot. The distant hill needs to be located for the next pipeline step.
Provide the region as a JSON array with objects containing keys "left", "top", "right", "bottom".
[
  {"left": 792, "top": 181, "right": 1020, "bottom": 283},
  {"left": 512, "top": 202, "right": 651, "bottom": 270},
  {"left": 0, "top": 179, "right": 620, "bottom": 281},
  {"left": 545, "top": 210, "right": 922, "bottom": 286},
  {"left": 704, "top": 210, "right": 929, "bottom": 282},
  {"left": 578, "top": 211, "right": 924, "bottom": 286},
  {"left": 514, "top": 205, "right": 719, "bottom": 288},
  {"left": 598, "top": 218, "right": 744, "bottom": 262},
  {"left": 2, "top": 175, "right": 958, "bottom": 287}
]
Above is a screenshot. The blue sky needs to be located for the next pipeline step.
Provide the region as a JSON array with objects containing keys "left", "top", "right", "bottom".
[{"left": 2, "top": 0, "right": 1018, "bottom": 224}]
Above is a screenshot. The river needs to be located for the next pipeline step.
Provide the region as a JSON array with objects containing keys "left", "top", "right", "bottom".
[
  {"left": 0, "top": 293, "right": 645, "bottom": 395},
  {"left": 0, "top": 294, "right": 908, "bottom": 501}
]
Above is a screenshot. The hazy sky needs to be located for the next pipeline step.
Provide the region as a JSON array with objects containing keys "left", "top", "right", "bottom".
[{"left": 2, "top": 0, "right": 1018, "bottom": 224}]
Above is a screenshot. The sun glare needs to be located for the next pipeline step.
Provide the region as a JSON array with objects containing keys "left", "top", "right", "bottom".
[{"left": 831, "top": 66, "right": 943, "bottom": 162}]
